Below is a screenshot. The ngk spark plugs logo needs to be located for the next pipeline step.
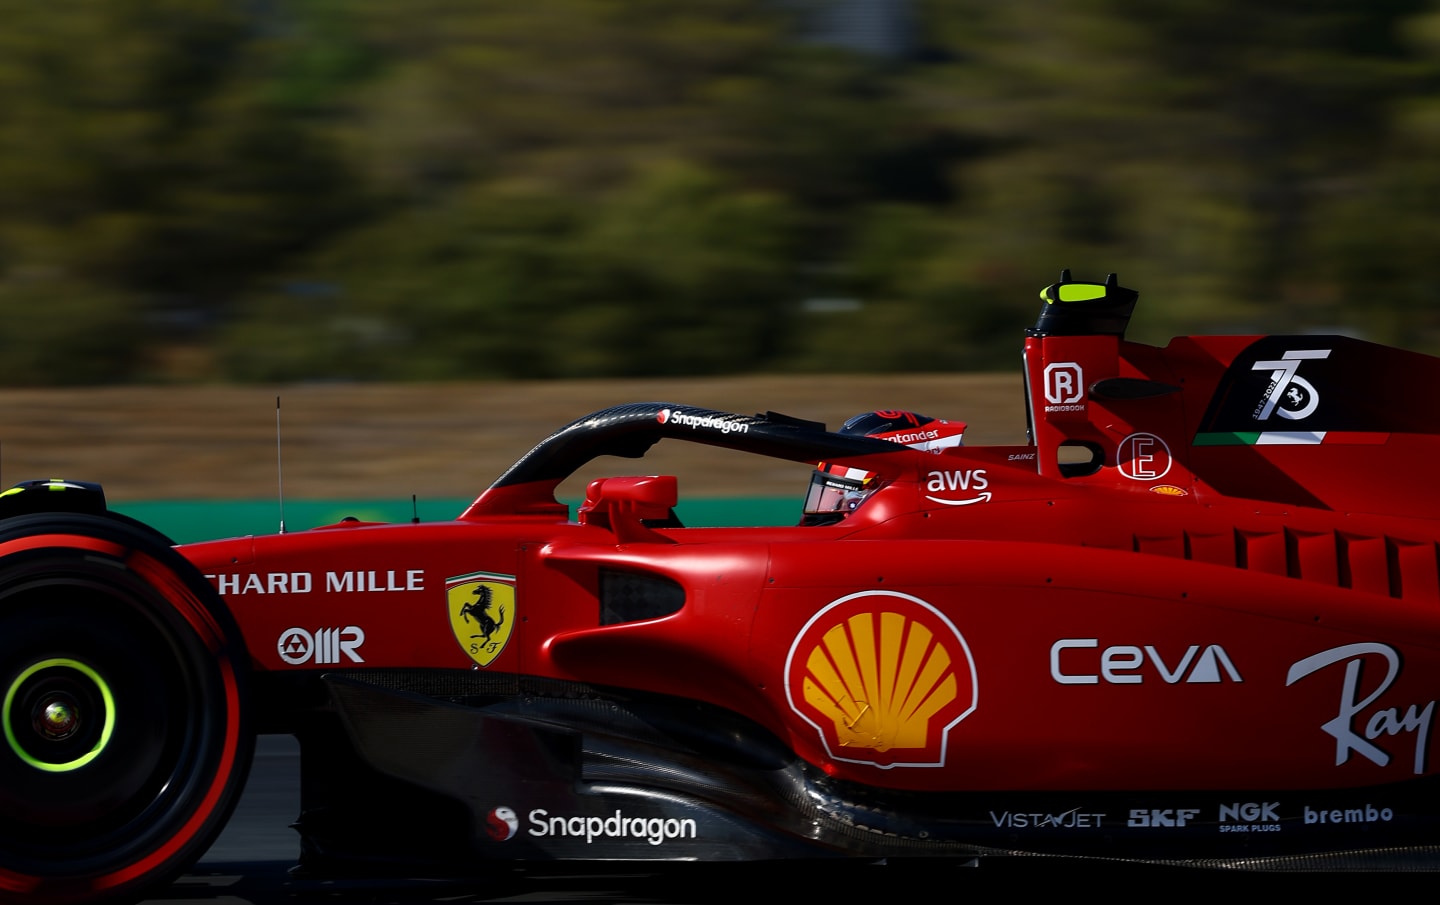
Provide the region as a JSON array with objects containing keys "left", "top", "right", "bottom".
[
  {"left": 277, "top": 626, "right": 365, "bottom": 665},
  {"left": 1219, "top": 801, "right": 1281, "bottom": 833},
  {"left": 1252, "top": 349, "right": 1330, "bottom": 421},
  {"left": 447, "top": 571, "right": 516, "bottom": 668},
  {"left": 785, "top": 591, "right": 976, "bottom": 768}
]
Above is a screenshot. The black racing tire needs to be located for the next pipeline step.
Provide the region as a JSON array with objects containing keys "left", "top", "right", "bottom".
[{"left": 0, "top": 513, "right": 252, "bottom": 905}]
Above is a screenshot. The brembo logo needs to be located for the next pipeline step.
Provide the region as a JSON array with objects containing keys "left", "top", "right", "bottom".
[
  {"left": 656, "top": 408, "right": 750, "bottom": 434},
  {"left": 277, "top": 626, "right": 365, "bottom": 665},
  {"left": 785, "top": 590, "right": 977, "bottom": 769}
]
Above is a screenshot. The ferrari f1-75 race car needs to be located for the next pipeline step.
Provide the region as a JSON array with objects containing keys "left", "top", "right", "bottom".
[{"left": 5, "top": 272, "right": 1440, "bottom": 903}]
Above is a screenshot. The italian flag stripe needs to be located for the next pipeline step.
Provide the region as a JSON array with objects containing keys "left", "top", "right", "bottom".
[{"left": 1194, "top": 431, "right": 1390, "bottom": 446}]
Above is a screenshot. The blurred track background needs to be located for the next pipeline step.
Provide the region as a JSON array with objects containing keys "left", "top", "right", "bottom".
[
  {"left": 4, "top": 0, "right": 1440, "bottom": 394},
  {"left": 2, "top": 374, "right": 1026, "bottom": 540}
]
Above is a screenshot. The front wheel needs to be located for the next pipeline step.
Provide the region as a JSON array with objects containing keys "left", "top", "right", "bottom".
[{"left": 0, "top": 514, "right": 252, "bottom": 905}]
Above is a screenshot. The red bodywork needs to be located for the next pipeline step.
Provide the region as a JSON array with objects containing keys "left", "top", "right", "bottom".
[
  {"left": 16, "top": 272, "right": 1440, "bottom": 905},
  {"left": 182, "top": 286, "right": 1440, "bottom": 802}
]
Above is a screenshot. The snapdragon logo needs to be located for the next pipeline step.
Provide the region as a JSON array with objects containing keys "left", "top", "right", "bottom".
[
  {"left": 486, "top": 806, "right": 519, "bottom": 841},
  {"left": 657, "top": 408, "right": 750, "bottom": 435},
  {"left": 528, "top": 809, "right": 698, "bottom": 846}
]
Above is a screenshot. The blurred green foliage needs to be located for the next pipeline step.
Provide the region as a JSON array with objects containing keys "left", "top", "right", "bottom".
[{"left": 3, "top": 0, "right": 1440, "bottom": 384}]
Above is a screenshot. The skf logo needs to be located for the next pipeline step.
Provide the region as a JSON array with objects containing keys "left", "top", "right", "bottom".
[
  {"left": 785, "top": 591, "right": 977, "bottom": 769},
  {"left": 1044, "top": 362, "right": 1084, "bottom": 404},
  {"left": 277, "top": 626, "right": 364, "bottom": 665},
  {"left": 1251, "top": 349, "right": 1329, "bottom": 421},
  {"left": 1128, "top": 808, "right": 1199, "bottom": 828},
  {"left": 447, "top": 571, "right": 516, "bottom": 667}
]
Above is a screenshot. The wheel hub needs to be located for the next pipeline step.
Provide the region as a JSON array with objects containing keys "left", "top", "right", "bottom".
[
  {"left": 3, "top": 658, "right": 115, "bottom": 772},
  {"left": 33, "top": 693, "right": 80, "bottom": 740}
]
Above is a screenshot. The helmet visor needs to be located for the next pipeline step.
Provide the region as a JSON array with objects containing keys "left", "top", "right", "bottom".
[{"left": 804, "top": 464, "right": 874, "bottom": 514}]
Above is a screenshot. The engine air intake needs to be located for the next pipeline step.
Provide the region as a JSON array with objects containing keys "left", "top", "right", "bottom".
[{"left": 599, "top": 568, "right": 685, "bottom": 626}]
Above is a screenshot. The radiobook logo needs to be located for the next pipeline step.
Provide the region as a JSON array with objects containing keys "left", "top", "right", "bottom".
[{"left": 1044, "top": 362, "right": 1084, "bottom": 408}]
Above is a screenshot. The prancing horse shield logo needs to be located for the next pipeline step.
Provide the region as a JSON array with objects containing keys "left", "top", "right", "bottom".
[{"left": 447, "top": 571, "right": 516, "bottom": 667}]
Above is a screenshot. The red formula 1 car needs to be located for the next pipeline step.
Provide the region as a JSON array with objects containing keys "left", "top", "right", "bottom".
[{"left": 5, "top": 272, "right": 1440, "bottom": 903}]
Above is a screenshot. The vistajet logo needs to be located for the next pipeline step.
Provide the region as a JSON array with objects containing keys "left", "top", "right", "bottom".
[{"left": 990, "top": 807, "right": 1105, "bottom": 829}]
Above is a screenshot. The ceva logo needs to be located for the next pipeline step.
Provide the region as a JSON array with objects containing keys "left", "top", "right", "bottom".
[
  {"left": 784, "top": 591, "right": 977, "bottom": 769},
  {"left": 1050, "top": 640, "right": 1242, "bottom": 685}
]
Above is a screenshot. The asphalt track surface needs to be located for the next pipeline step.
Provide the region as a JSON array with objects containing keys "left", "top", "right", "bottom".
[{"left": 140, "top": 740, "right": 1390, "bottom": 904}]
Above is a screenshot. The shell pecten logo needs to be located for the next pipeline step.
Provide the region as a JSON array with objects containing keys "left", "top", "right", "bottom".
[{"left": 785, "top": 591, "right": 977, "bottom": 769}]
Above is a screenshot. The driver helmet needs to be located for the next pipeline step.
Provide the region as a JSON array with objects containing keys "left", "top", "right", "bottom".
[{"left": 804, "top": 410, "right": 966, "bottom": 519}]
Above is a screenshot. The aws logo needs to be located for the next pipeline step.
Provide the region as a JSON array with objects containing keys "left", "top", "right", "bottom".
[
  {"left": 924, "top": 469, "right": 991, "bottom": 506},
  {"left": 447, "top": 571, "right": 516, "bottom": 667},
  {"left": 784, "top": 591, "right": 977, "bottom": 769}
]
